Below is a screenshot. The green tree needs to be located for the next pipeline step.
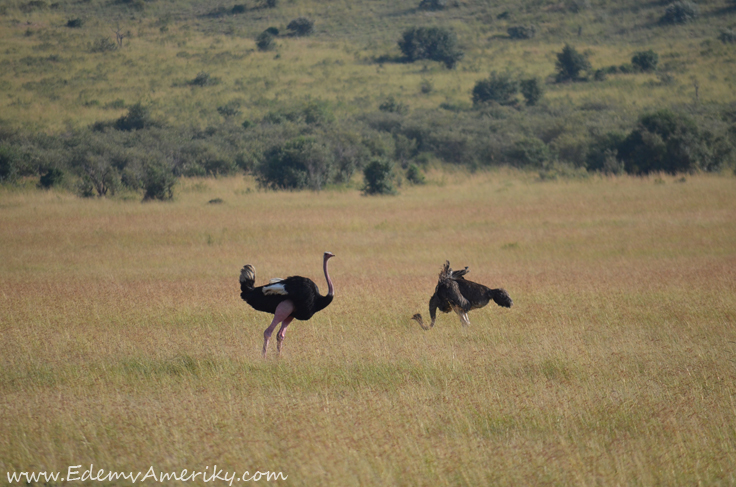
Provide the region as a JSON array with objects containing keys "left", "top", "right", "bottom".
[
  {"left": 555, "top": 44, "right": 591, "bottom": 82},
  {"left": 617, "top": 110, "right": 708, "bottom": 174},
  {"left": 115, "top": 103, "right": 157, "bottom": 131},
  {"left": 472, "top": 72, "right": 519, "bottom": 106},
  {"left": 661, "top": 1, "right": 698, "bottom": 24},
  {"left": 256, "top": 31, "right": 275, "bottom": 51},
  {"left": 256, "top": 137, "right": 333, "bottom": 190},
  {"left": 287, "top": 18, "right": 313, "bottom": 36},
  {"left": 142, "top": 161, "right": 176, "bottom": 201},
  {"left": 631, "top": 50, "right": 659, "bottom": 72},
  {"left": 520, "top": 78, "right": 543, "bottom": 106},
  {"left": 398, "top": 27, "right": 463, "bottom": 69},
  {"left": 362, "top": 158, "right": 397, "bottom": 195}
]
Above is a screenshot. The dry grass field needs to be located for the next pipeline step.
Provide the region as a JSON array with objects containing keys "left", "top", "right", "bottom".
[{"left": 1, "top": 172, "right": 736, "bottom": 485}]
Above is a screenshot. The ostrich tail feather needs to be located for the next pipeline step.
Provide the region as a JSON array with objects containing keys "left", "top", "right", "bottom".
[
  {"left": 240, "top": 264, "right": 256, "bottom": 290},
  {"left": 491, "top": 288, "right": 513, "bottom": 308}
]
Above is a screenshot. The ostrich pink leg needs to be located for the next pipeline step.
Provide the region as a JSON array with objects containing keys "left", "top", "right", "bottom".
[
  {"left": 263, "top": 300, "right": 294, "bottom": 358},
  {"left": 276, "top": 316, "right": 294, "bottom": 354}
]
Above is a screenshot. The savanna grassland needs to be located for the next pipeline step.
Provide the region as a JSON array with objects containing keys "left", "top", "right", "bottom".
[
  {"left": 0, "top": 0, "right": 735, "bottom": 129},
  {"left": 2, "top": 172, "right": 736, "bottom": 485}
]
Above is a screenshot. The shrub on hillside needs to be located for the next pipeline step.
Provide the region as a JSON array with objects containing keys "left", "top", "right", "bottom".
[
  {"left": 188, "top": 72, "right": 220, "bottom": 87},
  {"left": 217, "top": 100, "right": 242, "bottom": 117},
  {"left": 507, "top": 25, "right": 536, "bottom": 39},
  {"left": 287, "top": 18, "right": 314, "bottom": 37},
  {"left": 379, "top": 96, "right": 409, "bottom": 115},
  {"left": 256, "top": 137, "right": 333, "bottom": 190},
  {"left": 472, "top": 73, "right": 519, "bottom": 106},
  {"left": 506, "top": 137, "right": 552, "bottom": 168},
  {"left": 520, "top": 78, "right": 543, "bottom": 106},
  {"left": 38, "top": 168, "right": 64, "bottom": 188},
  {"left": 398, "top": 26, "right": 463, "bottom": 69},
  {"left": 555, "top": 44, "right": 591, "bottom": 82},
  {"left": 256, "top": 31, "right": 276, "bottom": 51},
  {"left": 616, "top": 109, "right": 729, "bottom": 174},
  {"left": 90, "top": 37, "right": 117, "bottom": 53},
  {"left": 406, "top": 163, "right": 425, "bottom": 185},
  {"left": 142, "top": 161, "right": 175, "bottom": 201},
  {"left": 262, "top": 100, "right": 334, "bottom": 125},
  {"left": 0, "top": 145, "right": 20, "bottom": 183},
  {"left": 362, "top": 158, "right": 397, "bottom": 195},
  {"left": 114, "top": 103, "right": 158, "bottom": 131},
  {"left": 631, "top": 50, "right": 659, "bottom": 72},
  {"left": 660, "top": 1, "right": 699, "bottom": 24},
  {"left": 418, "top": 0, "right": 452, "bottom": 11},
  {"left": 719, "top": 29, "right": 736, "bottom": 44},
  {"left": 585, "top": 132, "right": 626, "bottom": 173}
]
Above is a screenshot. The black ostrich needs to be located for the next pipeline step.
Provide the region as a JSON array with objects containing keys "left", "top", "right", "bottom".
[
  {"left": 240, "top": 252, "right": 335, "bottom": 357},
  {"left": 412, "top": 261, "right": 512, "bottom": 330}
]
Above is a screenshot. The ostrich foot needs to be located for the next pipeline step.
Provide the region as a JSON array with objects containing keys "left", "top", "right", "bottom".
[{"left": 276, "top": 335, "right": 284, "bottom": 354}]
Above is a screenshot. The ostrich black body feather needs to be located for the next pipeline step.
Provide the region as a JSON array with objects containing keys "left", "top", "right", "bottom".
[
  {"left": 413, "top": 261, "right": 512, "bottom": 329},
  {"left": 240, "top": 275, "right": 333, "bottom": 321}
]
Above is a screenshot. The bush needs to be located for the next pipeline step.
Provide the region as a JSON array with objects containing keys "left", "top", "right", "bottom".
[
  {"left": 0, "top": 145, "right": 19, "bottom": 183},
  {"left": 115, "top": 103, "right": 157, "bottom": 131},
  {"left": 66, "top": 18, "right": 83, "bottom": 28},
  {"left": 217, "top": 100, "right": 242, "bottom": 117},
  {"left": 362, "top": 158, "right": 396, "bottom": 195},
  {"left": 507, "top": 25, "right": 536, "bottom": 39},
  {"left": 661, "top": 1, "right": 699, "bottom": 24},
  {"left": 418, "top": 0, "right": 449, "bottom": 11},
  {"left": 142, "top": 162, "right": 175, "bottom": 201},
  {"left": 506, "top": 137, "right": 551, "bottom": 168},
  {"left": 398, "top": 26, "right": 464, "bottom": 69},
  {"left": 555, "top": 44, "right": 591, "bottom": 82},
  {"left": 256, "top": 31, "right": 276, "bottom": 51},
  {"left": 520, "top": 78, "right": 543, "bottom": 106},
  {"left": 406, "top": 163, "right": 425, "bottom": 185},
  {"left": 231, "top": 4, "right": 246, "bottom": 14},
  {"left": 262, "top": 100, "right": 334, "bottom": 125},
  {"left": 188, "top": 72, "right": 220, "bottom": 87},
  {"left": 472, "top": 72, "right": 519, "bottom": 106},
  {"left": 90, "top": 37, "right": 117, "bottom": 53},
  {"left": 256, "top": 137, "right": 333, "bottom": 190},
  {"left": 719, "top": 29, "right": 736, "bottom": 44},
  {"left": 585, "top": 132, "right": 626, "bottom": 172},
  {"left": 379, "top": 96, "right": 409, "bottom": 114},
  {"left": 618, "top": 110, "right": 705, "bottom": 174},
  {"left": 287, "top": 18, "right": 314, "bottom": 37},
  {"left": 631, "top": 50, "right": 659, "bottom": 72},
  {"left": 39, "top": 168, "right": 64, "bottom": 188}
]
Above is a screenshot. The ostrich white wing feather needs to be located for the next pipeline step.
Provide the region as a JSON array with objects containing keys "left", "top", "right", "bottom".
[
  {"left": 269, "top": 278, "right": 284, "bottom": 283},
  {"left": 263, "top": 282, "right": 288, "bottom": 295}
]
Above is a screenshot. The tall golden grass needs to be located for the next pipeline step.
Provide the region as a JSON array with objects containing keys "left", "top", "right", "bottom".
[{"left": 1, "top": 172, "right": 735, "bottom": 485}]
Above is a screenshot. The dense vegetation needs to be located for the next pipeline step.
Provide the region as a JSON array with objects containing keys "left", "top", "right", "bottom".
[{"left": 1, "top": 0, "right": 736, "bottom": 198}]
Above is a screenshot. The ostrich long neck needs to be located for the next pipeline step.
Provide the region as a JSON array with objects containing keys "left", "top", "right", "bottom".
[{"left": 323, "top": 255, "right": 334, "bottom": 297}]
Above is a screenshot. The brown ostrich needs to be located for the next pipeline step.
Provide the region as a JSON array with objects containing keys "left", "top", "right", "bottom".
[{"left": 412, "top": 261, "right": 512, "bottom": 330}]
